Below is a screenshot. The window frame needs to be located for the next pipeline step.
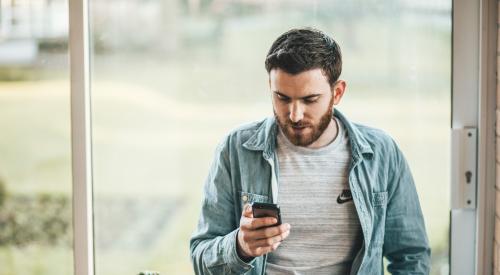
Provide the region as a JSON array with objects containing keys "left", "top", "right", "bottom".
[
  {"left": 67, "top": 0, "right": 498, "bottom": 274},
  {"left": 451, "top": 0, "right": 497, "bottom": 274},
  {"left": 69, "top": 0, "right": 94, "bottom": 274}
]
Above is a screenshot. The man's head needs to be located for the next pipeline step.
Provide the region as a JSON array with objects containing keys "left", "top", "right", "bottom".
[{"left": 265, "top": 28, "right": 346, "bottom": 147}]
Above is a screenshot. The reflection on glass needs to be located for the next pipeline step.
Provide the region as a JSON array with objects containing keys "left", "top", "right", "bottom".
[
  {"left": 0, "top": 0, "right": 73, "bottom": 274},
  {"left": 91, "top": 0, "right": 450, "bottom": 274}
]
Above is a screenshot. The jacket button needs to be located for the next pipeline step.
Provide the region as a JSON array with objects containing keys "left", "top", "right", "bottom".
[{"left": 242, "top": 195, "right": 248, "bottom": 202}]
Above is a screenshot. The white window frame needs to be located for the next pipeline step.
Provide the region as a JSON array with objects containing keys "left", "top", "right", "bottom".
[
  {"left": 451, "top": 0, "right": 497, "bottom": 274},
  {"left": 69, "top": 0, "right": 94, "bottom": 274}
]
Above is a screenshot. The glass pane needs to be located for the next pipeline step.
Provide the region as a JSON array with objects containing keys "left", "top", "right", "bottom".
[
  {"left": 90, "top": 0, "right": 450, "bottom": 274},
  {"left": 0, "top": 0, "right": 73, "bottom": 274}
]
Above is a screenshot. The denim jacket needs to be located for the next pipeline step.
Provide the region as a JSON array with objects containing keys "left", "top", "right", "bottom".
[{"left": 190, "top": 109, "right": 431, "bottom": 275}]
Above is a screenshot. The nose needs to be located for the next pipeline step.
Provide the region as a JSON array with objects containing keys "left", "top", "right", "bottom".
[{"left": 289, "top": 102, "right": 304, "bottom": 123}]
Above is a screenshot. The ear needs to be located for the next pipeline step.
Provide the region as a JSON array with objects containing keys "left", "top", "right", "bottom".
[{"left": 331, "top": 80, "right": 346, "bottom": 105}]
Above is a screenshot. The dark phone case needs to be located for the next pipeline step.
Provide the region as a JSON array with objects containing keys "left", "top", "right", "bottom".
[{"left": 251, "top": 202, "right": 282, "bottom": 225}]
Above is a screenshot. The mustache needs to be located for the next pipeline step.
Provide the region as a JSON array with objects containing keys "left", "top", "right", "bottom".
[{"left": 285, "top": 120, "right": 312, "bottom": 128}]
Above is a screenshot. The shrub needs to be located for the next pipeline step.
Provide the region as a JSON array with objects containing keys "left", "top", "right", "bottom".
[
  {"left": 0, "top": 177, "right": 5, "bottom": 208},
  {"left": 0, "top": 192, "right": 71, "bottom": 247}
]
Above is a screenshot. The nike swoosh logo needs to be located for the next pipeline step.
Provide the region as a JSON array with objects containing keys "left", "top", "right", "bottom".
[{"left": 337, "top": 190, "right": 353, "bottom": 204}]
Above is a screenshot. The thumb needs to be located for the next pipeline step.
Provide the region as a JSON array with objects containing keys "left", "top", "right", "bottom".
[{"left": 242, "top": 203, "right": 253, "bottom": 218}]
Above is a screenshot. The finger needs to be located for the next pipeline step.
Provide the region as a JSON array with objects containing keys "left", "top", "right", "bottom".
[
  {"left": 244, "top": 223, "right": 289, "bottom": 242},
  {"left": 247, "top": 217, "right": 278, "bottom": 229},
  {"left": 251, "top": 230, "right": 290, "bottom": 248},
  {"left": 250, "top": 223, "right": 290, "bottom": 239},
  {"left": 240, "top": 219, "right": 278, "bottom": 240},
  {"left": 242, "top": 203, "right": 253, "bottom": 218},
  {"left": 271, "top": 241, "right": 281, "bottom": 251},
  {"left": 240, "top": 215, "right": 276, "bottom": 231},
  {"left": 239, "top": 215, "right": 252, "bottom": 229},
  {"left": 248, "top": 224, "right": 281, "bottom": 240}
]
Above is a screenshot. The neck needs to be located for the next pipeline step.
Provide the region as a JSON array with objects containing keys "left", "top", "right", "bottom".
[{"left": 305, "top": 118, "right": 338, "bottom": 149}]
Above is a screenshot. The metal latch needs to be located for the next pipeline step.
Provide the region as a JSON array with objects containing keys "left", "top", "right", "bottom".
[{"left": 451, "top": 127, "right": 477, "bottom": 209}]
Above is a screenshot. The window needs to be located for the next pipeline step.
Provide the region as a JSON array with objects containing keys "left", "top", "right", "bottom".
[
  {"left": 0, "top": 0, "right": 453, "bottom": 274},
  {"left": 0, "top": 0, "right": 73, "bottom": 274},
  {"left": 89, "top": 0, "right": 451, "bottom": 274}
]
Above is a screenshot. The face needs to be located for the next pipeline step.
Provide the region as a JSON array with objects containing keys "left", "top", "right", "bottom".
[{"left": 269, "top": 68, "right": 346, "bottom": 147}]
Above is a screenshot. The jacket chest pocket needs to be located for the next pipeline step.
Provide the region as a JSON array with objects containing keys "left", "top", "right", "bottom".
[
  {"left": 238, "top": 191, "right": 270, "bottom": 210},
  {"left": 371, "top": 191, "right": 388, "bottom": 246}
]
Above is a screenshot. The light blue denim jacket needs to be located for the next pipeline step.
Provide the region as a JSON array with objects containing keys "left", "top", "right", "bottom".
[{"left": 190, "top": 110, "right": 431, "bottom": 275}]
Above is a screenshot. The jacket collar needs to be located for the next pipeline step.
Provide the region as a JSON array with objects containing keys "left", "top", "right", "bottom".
[
  {"left": 241, "top": 116, "right": 278, "bottom": 160},
  {"left": 242, "top": 109, "right": 374, "bottom": 160}
]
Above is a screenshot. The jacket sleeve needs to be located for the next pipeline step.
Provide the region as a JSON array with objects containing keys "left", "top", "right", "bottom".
[
  {"left": 383, "top": 141, "right": 431, "bottom": 274},
  {"left": 190, "top": 137, "right": 256, "bottom": 275}
]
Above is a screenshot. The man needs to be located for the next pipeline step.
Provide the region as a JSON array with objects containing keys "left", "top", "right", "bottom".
[{"left": 190, "top": 28, "right": 430, "bottom": 275}]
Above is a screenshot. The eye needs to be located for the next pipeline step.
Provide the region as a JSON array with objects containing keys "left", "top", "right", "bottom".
[
  {"left": 304, "top": 97, "right": 319, "bottom": 104},
  {"left": 276, "top": 93, "right": 290, "bottom": 102}
]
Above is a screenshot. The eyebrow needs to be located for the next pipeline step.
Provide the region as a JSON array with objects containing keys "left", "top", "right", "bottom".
[{"left": 273, "top": 91, "right": 322, "bottom": 100}]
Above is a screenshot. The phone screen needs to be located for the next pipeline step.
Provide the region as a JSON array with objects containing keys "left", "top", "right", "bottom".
[{"left": 252, "top": 202, "right": 282, "bottom": 226}]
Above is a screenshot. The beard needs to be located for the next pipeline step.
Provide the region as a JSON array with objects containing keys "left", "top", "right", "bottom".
[{"left": 275, "top": 96, "right": 335, "bottom": 147}]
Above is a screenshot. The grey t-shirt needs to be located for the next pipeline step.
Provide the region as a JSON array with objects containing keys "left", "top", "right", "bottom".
[{"left": 266, "top": 118, "right": 363, "bottom": 275}]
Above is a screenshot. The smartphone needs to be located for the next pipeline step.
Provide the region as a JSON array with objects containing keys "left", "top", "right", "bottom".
[{"left": 251, "top": 202, "right": 282, "bottom": 226}]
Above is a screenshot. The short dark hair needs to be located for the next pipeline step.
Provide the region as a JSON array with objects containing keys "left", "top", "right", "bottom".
[{"left": 264, "top": 28, "right": 342, "bottom": 85}]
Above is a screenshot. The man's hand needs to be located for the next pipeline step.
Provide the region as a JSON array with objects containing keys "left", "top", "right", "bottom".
[{"left": 236, "top": 204, "right": 291, "bottom": 261}]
